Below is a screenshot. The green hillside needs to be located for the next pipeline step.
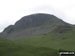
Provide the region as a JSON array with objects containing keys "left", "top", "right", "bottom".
[{"left": 0, "top": 37, "right": 58, "bottom": 56}]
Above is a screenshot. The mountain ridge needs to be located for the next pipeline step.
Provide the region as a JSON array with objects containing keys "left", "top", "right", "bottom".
[{"left": 0, "top": 13, "right": 73, "bottom": 38}]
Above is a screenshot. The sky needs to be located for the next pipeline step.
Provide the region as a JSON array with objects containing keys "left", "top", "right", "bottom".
[{"left": 0, "top": 0, "right": 75, "bottom": 32}]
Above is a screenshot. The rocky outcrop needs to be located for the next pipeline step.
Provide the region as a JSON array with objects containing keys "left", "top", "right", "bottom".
[{"left": 0, "top": 13, "right": 72, "bottom": 38}]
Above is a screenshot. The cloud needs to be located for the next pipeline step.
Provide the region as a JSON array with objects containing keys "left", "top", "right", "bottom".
[{"left": 0, "top": 0, "right": 75, "bottom": 32}]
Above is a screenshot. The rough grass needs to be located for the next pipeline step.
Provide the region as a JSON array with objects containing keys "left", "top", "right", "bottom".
[{"left": 0, "top": 37, "right": 59, "bottom": 56}]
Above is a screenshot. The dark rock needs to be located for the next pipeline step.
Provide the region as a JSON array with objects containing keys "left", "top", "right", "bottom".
[{"left": 0, "top": 13, "right": 72, "bottom": 38}]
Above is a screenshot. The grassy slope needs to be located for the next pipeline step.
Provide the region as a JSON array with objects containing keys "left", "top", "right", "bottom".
[
  {"left": 0, "top": 37, "right": 59, "bottom": 56},
  {"left": 12, "top": 27, "right": 75, "bottom": 51}
]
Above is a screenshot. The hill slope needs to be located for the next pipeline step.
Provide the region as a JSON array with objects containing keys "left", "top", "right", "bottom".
[
  {"left": 12, "top": 27, "right": 75, "bottom": 51},
  {"left": 0, "top": 37, "right": 58, "bottom": 56}
]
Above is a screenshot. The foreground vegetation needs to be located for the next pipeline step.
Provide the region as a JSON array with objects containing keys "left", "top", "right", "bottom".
[{"left": 0, "top": 37, "right": 59, "bottom": 56}]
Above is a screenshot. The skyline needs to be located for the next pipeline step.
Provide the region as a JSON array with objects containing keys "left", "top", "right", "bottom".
[{"left": 0, "top": 0, "right": 75, "bottom": 32}]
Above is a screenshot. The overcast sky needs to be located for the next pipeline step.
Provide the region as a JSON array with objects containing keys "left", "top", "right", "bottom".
[{"left": 0, "top": 0, "right": 75, "bottom": 32}]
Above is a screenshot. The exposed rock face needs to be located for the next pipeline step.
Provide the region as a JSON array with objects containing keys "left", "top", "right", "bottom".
[{"left": 0, "top": 13, "right": 72, "bottom": 38}]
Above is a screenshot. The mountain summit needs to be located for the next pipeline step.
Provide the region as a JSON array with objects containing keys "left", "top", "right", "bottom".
[{"left": 0, "top": 13, "right": 72, "bottom": 38}]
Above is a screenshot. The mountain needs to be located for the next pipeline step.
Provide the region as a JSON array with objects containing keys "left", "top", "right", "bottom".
[
  {"left": 0, "top": 13, "right": 75, "bottom": 56},
  {"left": 0, "top": 13, "right": 72, "bottom": 38}
]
